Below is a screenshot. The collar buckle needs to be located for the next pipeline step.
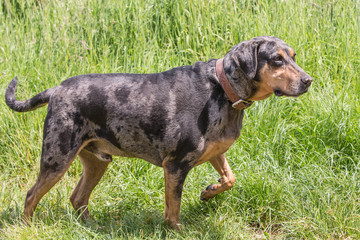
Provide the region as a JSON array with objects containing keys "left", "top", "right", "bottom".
[{"left": 232, "top": 99, "right": 254, "bottom": 110}]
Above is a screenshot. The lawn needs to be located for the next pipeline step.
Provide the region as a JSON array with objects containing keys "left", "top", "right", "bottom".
[{"left": 1, "top": 0, "right": 360, "bottom": 239}]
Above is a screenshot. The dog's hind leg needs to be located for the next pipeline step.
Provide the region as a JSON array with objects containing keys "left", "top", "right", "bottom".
[
  {"left": 200, "top": 153, "right": 235, "bottom": 201},
  {"left": 23, "top": 111, "right": 83, "bottom": 223},
  {"left": 70, "top": 149, "right": 109, "bottom": 220}
]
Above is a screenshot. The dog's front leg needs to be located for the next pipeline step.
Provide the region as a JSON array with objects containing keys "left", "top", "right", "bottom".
[
  {"left": 200, "top": 153, "right": 235, "bottom": 201},
  {"left": 162, "top": 160, "right": 191, "bottom": 230}
]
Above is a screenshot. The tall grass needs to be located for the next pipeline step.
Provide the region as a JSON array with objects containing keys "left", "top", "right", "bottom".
[{"left": 1, "top": 0, "right": 360, "bottom": 239}]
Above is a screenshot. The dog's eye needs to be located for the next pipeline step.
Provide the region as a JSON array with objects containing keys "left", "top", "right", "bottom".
[
  {"left": 292, "top": 54, "right": 296, "bottom": 62},
  {"left": 274, "top": 56, "right": 282, "bottom": 61},
  {"left": 272, "top": 55, "right": 283, "bottom": 65}
]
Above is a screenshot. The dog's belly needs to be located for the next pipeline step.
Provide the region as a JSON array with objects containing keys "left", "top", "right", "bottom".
[
  {"left": 83, "top": 138, "right": 166, "bottom": 166},
  {"left": 84, "top": 134, "right": 236, "bottom": 169},
  {"left": 83, "top": 139, "right": 135, "bottom": 161}
]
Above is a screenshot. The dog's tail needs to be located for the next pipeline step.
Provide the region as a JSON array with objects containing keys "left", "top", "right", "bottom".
[{"left": 5, "top": 77, "right": 58, "bottom": 112}]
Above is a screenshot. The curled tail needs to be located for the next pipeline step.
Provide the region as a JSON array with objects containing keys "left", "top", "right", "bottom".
[{"left": 5, "top": 77, "right": 57, "bottom": 112}]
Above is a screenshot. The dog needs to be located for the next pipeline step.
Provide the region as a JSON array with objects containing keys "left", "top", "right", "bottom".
[{"left": 5, "top": 36, "right": 312, "bottom": 229}]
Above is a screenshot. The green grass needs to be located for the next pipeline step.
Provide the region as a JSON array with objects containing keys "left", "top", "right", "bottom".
[{"left": 1, "top": 0, "right": 360, "bottom": 238}]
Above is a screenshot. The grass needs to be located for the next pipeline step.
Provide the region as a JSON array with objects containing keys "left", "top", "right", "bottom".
[{"left": 1, "top": 0, "right": 360, "bottom": 238}]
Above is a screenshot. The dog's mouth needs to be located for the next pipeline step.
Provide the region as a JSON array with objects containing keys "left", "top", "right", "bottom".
[
  {"left": 274, "top": 89, "right": 284, "bottom": 97},
  {"left": 273, "top": 89, "right": 307, "bottom": 97}
]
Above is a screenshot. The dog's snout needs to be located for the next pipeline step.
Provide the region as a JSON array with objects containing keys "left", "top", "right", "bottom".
[{"left": 301, "top": 76, "right": 313, "bottom": 86}]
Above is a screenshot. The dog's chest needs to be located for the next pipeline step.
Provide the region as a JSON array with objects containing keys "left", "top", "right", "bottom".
[
  {"left": 195, "top": 139, "right": 235, "bottom": 166},
  {"left": 193, "top": 109, "right": 244, "bottom": 166}
]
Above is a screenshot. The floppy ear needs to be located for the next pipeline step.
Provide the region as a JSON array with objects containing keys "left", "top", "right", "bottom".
[{"left": 231, "top": 41, "right": 260, "bottom": 80}]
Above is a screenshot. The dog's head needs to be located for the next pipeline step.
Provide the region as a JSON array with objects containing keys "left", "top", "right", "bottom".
[{"left": 223, "top": 36, "right": 312, "bottom": 101}]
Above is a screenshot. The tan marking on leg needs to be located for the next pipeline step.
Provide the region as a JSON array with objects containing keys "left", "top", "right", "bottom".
[
  {"left": 70, "top": 149, "right": 109, "bottom": 220},
  {"left": 163, "top": 171, "right": 181, "bottom": 230},
  {"left": 162, "top": 160, "right": 191, "bottom": 230},
  {"left": 200, "top": 154, "right": 235, "bottom": 201},
  {"left": 24, "top": 160, "right": 73, "bottom": 222}
]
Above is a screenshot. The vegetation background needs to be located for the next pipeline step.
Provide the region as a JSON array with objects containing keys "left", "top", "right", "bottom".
[{"left": 0, "top": 0, "right": 359, "bottom": 239}]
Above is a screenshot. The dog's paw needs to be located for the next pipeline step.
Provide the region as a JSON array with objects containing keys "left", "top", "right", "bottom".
[
  {"left": 165, "top": 219, "right": 182, "bottom": 231},
  {"left": 200, "top": 184, "right": 216, "bottom": 201}
]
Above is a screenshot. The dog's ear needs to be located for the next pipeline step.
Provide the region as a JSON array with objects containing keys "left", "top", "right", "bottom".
[{"left": 230, "top": 40, "right": 261, "bottom": 80}]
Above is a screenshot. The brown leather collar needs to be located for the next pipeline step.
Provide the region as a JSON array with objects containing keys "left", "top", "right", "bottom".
[{"left": 216, "top": 58, "right": 254, "bottom": 110}]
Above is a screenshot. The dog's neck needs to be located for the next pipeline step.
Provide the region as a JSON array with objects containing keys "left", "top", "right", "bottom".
[{"left": 216, "top": 58, "right": 254, "bottom": 110}]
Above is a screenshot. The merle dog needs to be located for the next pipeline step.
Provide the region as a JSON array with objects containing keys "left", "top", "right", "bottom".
[{"left": 5, "top": 36, "right": 312, "bottom": 229}]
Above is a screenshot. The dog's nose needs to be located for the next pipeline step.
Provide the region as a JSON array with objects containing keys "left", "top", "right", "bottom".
[{"left": 301, "top": 76, "right": 313, "bottom": 86}]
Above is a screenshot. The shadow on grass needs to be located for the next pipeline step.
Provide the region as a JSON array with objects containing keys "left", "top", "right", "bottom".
[
  {"left": 0, "top": 199, "right": 226, "bottom": 238},
  {"left": 88, "top": 199, "right": 226, "bottom": 238}
]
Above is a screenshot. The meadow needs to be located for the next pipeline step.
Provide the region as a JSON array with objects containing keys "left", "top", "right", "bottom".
[{"left": 1, "top": 0, "right": 360, "bottom": 239}]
